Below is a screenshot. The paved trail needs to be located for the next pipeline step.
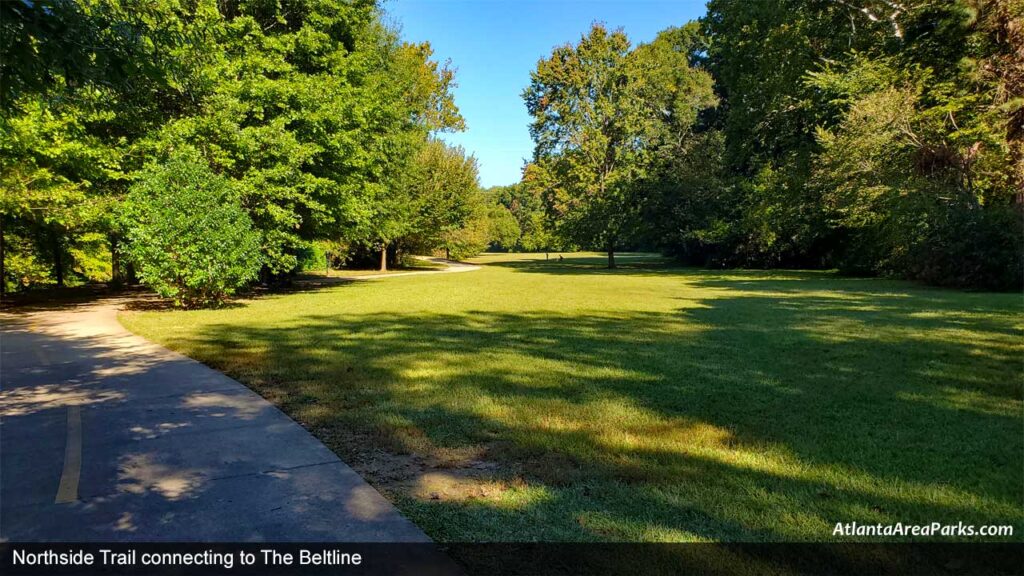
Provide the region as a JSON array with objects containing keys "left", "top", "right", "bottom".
[
  {"left": 296, "top": 256, "right": 480, "bottom": 284},
  {"left": 0, "top": 299, "right": 431, "bottom": 542}
]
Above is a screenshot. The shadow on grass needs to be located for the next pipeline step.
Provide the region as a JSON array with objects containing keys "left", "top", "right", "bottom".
[
  {"left": 480, "top": 254, "right": 683, "bottom": 277},
  {"left": 153, "top": 266, "right": 1022, "bottom": 542}
]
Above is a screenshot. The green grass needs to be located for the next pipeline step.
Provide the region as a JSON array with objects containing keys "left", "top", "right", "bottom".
[{"left": 120, "top": 253, "right": 1023, "bottom": 542}]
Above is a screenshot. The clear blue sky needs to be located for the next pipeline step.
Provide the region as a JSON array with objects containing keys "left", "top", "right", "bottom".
[{"left": 383, "top": 0, "right": 709, "bottom": 188}]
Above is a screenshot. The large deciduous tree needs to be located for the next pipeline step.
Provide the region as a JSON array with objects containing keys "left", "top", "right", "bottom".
[
  {"left": 400, "top": 139, "right": 482, "bottom": 260},
  {"left": 356, "top": 41, "right": 465, "bottom": 270},
  {"left": 523, "top": 23, "right": 715, "bottom": 268},
  {"left": 523, "top": 25, "right": 637, "bottom": 268},
  {"left": 0, "top": 0, "right": 185, "bottom": 293}
]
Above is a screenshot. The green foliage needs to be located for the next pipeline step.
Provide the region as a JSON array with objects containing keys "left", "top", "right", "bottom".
[
  {"left": 487, "top": 181, "right": 555, "bottom": 252},
  {"left": 122, "top": 152, "right": 261, "bottom": 307},
  {"left": 637, "top": 130, "right": 738, "bottom": 264},
  {"left": 523, "top": 25, "right": 638, "bottom": 261},
  {"left": 1, "top": 0, "right": 469, "bottom": 296},
  {"left": 399, "top": 139, "right": 481, "bottom": 256},
  {"left": 4, "top": 0, "right": 1018, "bottom": 294},
  {"left": 630, "top": 0, "right": 1022, "bottom": 288},
  {"left": 349, "top": 40, "right": 465, "bottom": 265},
  {"left": 0, "top": 0, "right": 182, "bottom": 110},
  {"left": 1, "top": 225, "right": 53, "bottom": 290},
  {"left": 437, "top": 192, "right": 520, "bottom": 260},
  {"left": 0, "top": 85, "right": 130, "bottom": 288},
  {"left": 484, "top": 201, "right": 522, "bottom": 251},
  {"left": 523, "top": 24, "right": 716, "bottom": 265},
  {"left": 140, "top": 2, "right": 432, "bottom": 275},
  {"left": 295, "top": 241, "right": 330, "bottom": 274},
  {"left": 807, "top": 51, "right": 1020, "bottom": 289}
]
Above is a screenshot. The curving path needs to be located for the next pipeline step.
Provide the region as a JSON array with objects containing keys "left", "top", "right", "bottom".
[
  {"left": 0, "top": 298, "right": 432, "bottom": 543},
  {"left": 296, "top": 256, "right": 480, "bottom": 285}
]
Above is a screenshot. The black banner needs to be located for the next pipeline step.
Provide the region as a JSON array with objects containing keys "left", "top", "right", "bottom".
[{"left": 1, "top": 543, "right": 1021, "bottom": 576}]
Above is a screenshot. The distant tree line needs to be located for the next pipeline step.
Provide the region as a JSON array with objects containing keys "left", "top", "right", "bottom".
[
  {"left": 2, "top": 1, "right": 1019, "bottom": 304},
  {"left": 0, "top": 0, "right": 496, "bottom": 306},
  {"left": 519, "top": 0, "right": 1021, "bottom": 289}
]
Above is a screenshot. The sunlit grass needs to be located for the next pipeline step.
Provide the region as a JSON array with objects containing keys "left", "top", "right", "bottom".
[{"left": 120, "top": 253, "right": 1023, "bottom": 542}]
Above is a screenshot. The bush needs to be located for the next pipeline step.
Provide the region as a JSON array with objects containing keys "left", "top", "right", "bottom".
[
  {"left": 295, "top": 241, "right": 328, "bottom": 274},
  {"left": 122, "top": 152, "right": 262, "bottom": 307},
  {"left": 899, "top": 202, "right": 1023, "bottom": 291}
]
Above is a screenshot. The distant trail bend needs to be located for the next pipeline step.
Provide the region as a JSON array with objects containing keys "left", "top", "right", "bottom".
[{"left": 299, "top": 256, "right": 481, "bottom": 284}]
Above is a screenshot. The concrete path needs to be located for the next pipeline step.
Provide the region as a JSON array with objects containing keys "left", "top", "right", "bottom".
[{"left": 0, "top": 300, "right": 431, "bottom": 543}]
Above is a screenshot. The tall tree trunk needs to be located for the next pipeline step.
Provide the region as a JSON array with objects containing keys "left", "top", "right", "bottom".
[
  {"left": 110, "top": 234, "right": 121, "bottom": 288},
  {"left": 52, "top": 230, "right": 64, "bottom": 287},
  {"left": 0, "top": 215, "right": 6, "bottom": 297},
  {"left": 379, "top": 243, "right": 387, "bottom": 272},
  {"left": 388, "top": 244, "right": 398, "bottom": 268},
  {"left": 607, "top": 242, "right": 616, "bottom": 269}
]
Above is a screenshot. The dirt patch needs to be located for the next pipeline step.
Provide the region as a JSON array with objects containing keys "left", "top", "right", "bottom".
[{"left": 309, "top": 425, "right": 525, "bottom": 504}]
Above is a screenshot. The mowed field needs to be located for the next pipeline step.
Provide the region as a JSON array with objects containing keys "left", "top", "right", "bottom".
[{"left": 120, "top": 253, "right": 1023, "bottom": 542}]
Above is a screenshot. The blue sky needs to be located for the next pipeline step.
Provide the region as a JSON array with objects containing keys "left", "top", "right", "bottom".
[{"left": 383, "top": 0, "right": 709, "bottom": 188}]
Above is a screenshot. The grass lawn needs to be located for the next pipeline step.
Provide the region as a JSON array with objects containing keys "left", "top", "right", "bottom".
[{"left": 119, "top": 253, "right": 1023, "bottom": 542}]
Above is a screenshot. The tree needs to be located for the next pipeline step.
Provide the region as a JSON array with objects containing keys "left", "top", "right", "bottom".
[
  {"left": 401, "top": 139, "right": 482, "bottom": 259},
  {"left": 488, "top": 181, "right": 551, "bottom": 252},
  {"left": 524, "top": 23, "right": 715, "bottom": 268},
  {"left": 136, "top": 0, "right": 376, "bottom": 277},
  {"left": 686, "top": 0, "right": 1022, "bottom": 288},
  {"left": 523, "top": 24, "right": 638, "bottom": 268},
  {"left": 808, "top": 54, "right": 1021, "bottom": 288},
  {"left": 0, "top": 0, "right": 182, "bottom": 110},
  {"left": 1, "top": 0, "right": 185, "bottom": 294},
  {"left": 0, "top": 88, "right": 130, "bottom": 290},
  {"left": 122, "top": 151, "right": 261, "bottom": 307},
  {"left": 439, "top": 196, "right": 519, "bottom": 261},
  {"left": 356, "top": 40, "right": 465, "bottom": 270},
  {"left": 484, "top": 201, "right": 522, "bottom": 251},
  {"left": 2, "top": 0, "right": 470, "bottom": 292}
]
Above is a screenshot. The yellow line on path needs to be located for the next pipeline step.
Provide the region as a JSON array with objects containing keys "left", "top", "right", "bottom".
[{"left": 55, "top": 406, "right": 82, "bottom": 504}]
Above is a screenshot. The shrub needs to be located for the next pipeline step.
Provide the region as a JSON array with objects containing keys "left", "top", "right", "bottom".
[
  {"left": 899, "top": 202, "right": 1023, "bottom": 291},
  {"left": 294, "top": 241, "right": 328, "bottom": 274},
  {"left": 122, "top": 152, "right": 261, "bottom": 307}
]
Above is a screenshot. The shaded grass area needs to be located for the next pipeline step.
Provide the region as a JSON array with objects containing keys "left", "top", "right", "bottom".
[{"left": 120, "top": 253, "right": 1023, "bottom": 542}]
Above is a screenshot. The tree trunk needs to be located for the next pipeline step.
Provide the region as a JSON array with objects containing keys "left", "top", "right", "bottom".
[
  {"left": 379, "top": 243, "right": 387, "bottom": 272},
  {"left": 110, "top": 234, "right": 122, "bottom": 288},
  {"left": 388, "top": 244, "right": 399, "bottom": 268},
  {"left": 607, "top": 245, "right": 616, "bottom": 269},
  {"left": 52, "top": 231, "right": 64, "bottom": 287},
  {"left": 0, "top": 216, "right": 6, "bottom": 297},
  {"left": 445, "top": 247, "right": 450, "bottom": 260}
]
